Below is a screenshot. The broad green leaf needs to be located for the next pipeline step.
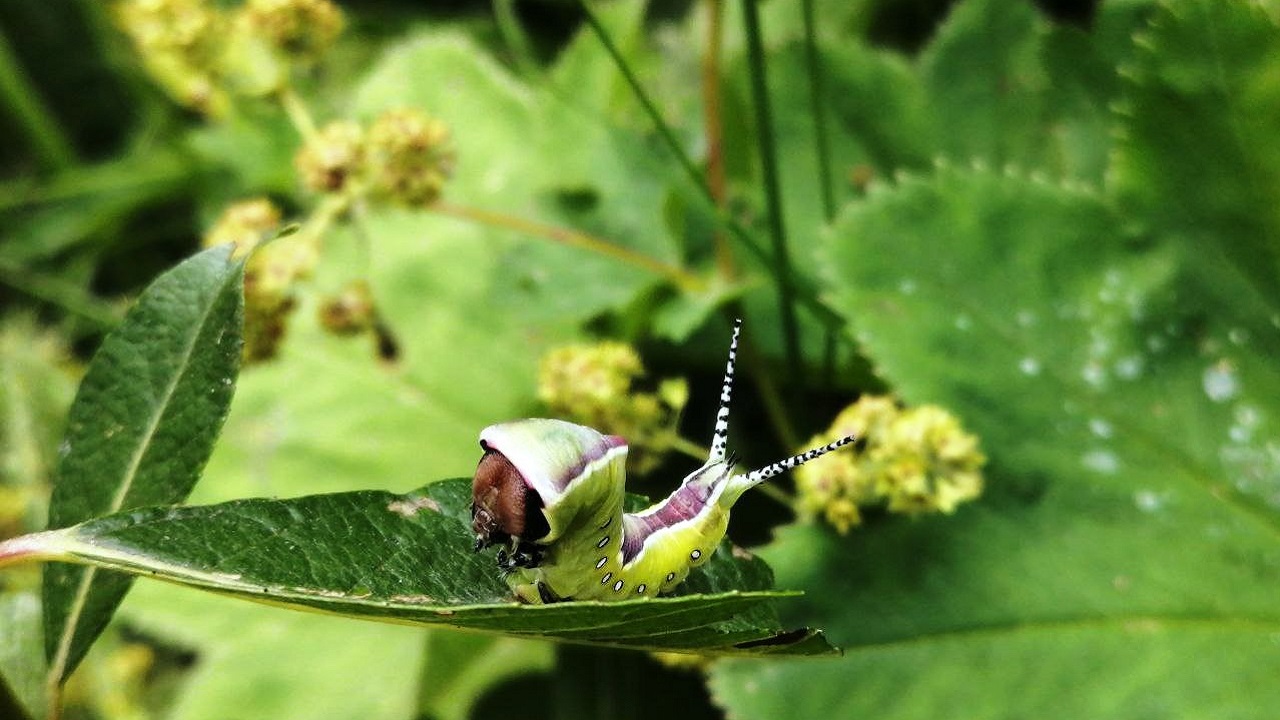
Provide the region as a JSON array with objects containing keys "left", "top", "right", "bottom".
[
  {"left": 415, "top": 632, "right": 553, "bottom": 720},
  {"left": 41, "top": 245, "right": 244, "bottom": 682},
  {"left": 712, "top": 621, "right": 1280, "bottom": 718},
  {"left": 5, "top": 479, "right": 832, "bottom": 657},
  {"left": 548, "top": 0, "right": 648, "bottom": 116},
  {"left": 918, "top": 0, "right": 1050, "bottom": 168},
  {"left": 915, "top": 0, "right": 1148, "bottom": 182},
  {"left": 122, "top": 586, "right": 426, "bottom": 720},
  {"left": 1111, "top": 0, "right": 1280, "bottom": 320},
  {"left": 711, "top": 163, "right": 1280, "bottom": 717},
  {"left": 353, "top": 33, "right": 681, "bottom": 325}
]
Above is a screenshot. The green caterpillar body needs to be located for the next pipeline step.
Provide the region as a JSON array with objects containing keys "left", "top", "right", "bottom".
[{"left": 470, "top": 321, "right": 853, "bottom": 604}]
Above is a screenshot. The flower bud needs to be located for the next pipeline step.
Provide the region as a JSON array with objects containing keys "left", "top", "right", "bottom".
[
  {"left": 202, "top": 198, "right": 282, "bottom": 257},
  {"left": 537, "top": 342, "right": 688, "bottom": 474},
  {"left": 366, "top": 108, "right": 455, "bottom": 207},
  {"left": 318, "top": 280, "right": 376, "bottom": 336},
  {"left": 241, "top": 0, "right": 344, "bottom": 61},
  {"left": 794, "top": 396, "right": 984, "bottom": 533},
  {"left": 115, "top": 0, "right": 229, "bottom": 113},
  {"left": 295, "top": 121, "right": 365, "bottom": 193}
]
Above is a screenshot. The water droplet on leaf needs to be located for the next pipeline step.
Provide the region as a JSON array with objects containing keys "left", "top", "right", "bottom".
[
  {"left": 1019, "top": 357, "right": 1042, "bottom": 376},
  {"left": 1202, "top": 360, "right": 1239, "bottom": 403},
  {"left": 1082, "top": 449, "right": 1119, "bottom": 474}
]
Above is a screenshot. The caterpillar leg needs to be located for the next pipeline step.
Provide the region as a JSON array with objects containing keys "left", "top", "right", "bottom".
[
  {"left": 511, "top": 580, "right": 563, "bottom": 604},
  {"left": 495, "top": 541, "right": 545, "bottom": 571}
]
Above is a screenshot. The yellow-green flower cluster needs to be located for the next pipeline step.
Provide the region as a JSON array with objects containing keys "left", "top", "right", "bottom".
[
  {"left": 294, "top": 120, "right": 365, "bottom": 193},
  {"left": 538, "top": 342, "right": 688, "bottom": 474},
  {"left": 366, "top": 108, "right": 456, "bottom": 207},
  {"left": 114, "top": 0, "right": 345, "bottom": 113},
  {"left": 318, "top": 280, "right": 376, "bottom": 336},
  {"left": 115, "top": 0, "right": 228, "bottom": 113},
  {"left": 292, "top": 109, "right": 455, "bottom": 205},
  {"left": 241, "top": 0, "right": 344, "bottom": 59},
  {"left": 794, "top": 396, "right": 984, "bottom": 533},
  {"left": 201, "top": 197, "right": 280, "bottom": 257},
  {"left": 203, "top": 198, "right": 317, "bottom": 362}
]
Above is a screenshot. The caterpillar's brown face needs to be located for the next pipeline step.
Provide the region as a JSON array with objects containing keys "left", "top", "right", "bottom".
[{"left": 471, "top": 446, "right": 550, "bottom": 551}]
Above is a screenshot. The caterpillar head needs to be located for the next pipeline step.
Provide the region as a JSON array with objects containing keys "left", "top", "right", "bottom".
[{"left": 471, "top": 419, "right": 626, "bottom": 553}]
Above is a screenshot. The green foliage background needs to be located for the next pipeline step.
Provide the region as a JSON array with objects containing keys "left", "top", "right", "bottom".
[{"left": 2, "top": 0, "right": 1279, "bottom": 718}]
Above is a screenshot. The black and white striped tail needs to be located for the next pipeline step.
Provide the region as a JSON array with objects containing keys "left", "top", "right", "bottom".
[
  {"left": 736, "top": 435, "right": 857, "bottom": 488},
  {"left": 709, "top": 318, "right": 742, "bottom": 463}
]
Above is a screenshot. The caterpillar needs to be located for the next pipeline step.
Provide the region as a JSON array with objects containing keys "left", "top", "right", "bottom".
[{"left": 470, "top": 320, "right": 855, "bottom": 603}]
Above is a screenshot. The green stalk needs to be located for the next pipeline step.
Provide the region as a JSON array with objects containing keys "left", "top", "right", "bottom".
[
  {"left": 578, "top": 2, "right": 843, "bottom": 333},
  {"left": 802, "top": 0, "right": 836, "bottom": 222},
  {"left": 493, "top": 0, "right": 540, "bottom": 79},
  {"left": 741, "top": 0, "right": 802, "bottom": 381},
  {"left": 579, "top": 5, "right": 707, "bottom": 207},
  {"left": 0, "top": 28, "right": 76, "bottom": 171},
  {"left": 0, "top": 256, "right": 120, "bottom": 331}
]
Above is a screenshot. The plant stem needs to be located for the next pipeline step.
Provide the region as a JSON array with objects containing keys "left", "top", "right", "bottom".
[
  {"left": 0, "top": 256, "right": 120, "bottom": 330},
  {"left": 492, "top": 0, "right": 539, "bottom": 79},
  {"left": 0, "top": 148, "right": 189, "bottom": 214},
  {"left": 430, "top": 201, "right": 704, "bottom": 291},
  {"left": 802, "top": 0, "right": 836, "bottom": 222},
  {"left": 741, "top": 0, "right": 802, "bottom": 382},
  {"left": 278, "top": 85, "right": 318, "bottom": 140},
  {"left": 699, "top": 0, "right": 736, "bottom": 279},
  {"left": 580, "top": 4, "right": 706, "bottom": 209},
  {"left": 754, "top": 480, "right": 797, "bottom": 508},
  {"left": 579, "top": 1, "right": 844, "bottom": 333},
  {"left": 670, "top": 435, "right": 709, "bottom": 461},
  {"left": 0, "top": 28, "right": 76, "bottom": 171}
]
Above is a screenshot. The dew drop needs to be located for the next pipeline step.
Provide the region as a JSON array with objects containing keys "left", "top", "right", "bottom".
[
  {"left": 1114, "top": 355, "right": 1144, "bottom": 380},
  {"left": 1081, "top": 361, "right": 1106, "bottom": 388},
  {"left": 1228, "top": 327, "right": 1250, "bottom": 346},
  {"left": 954, "top": 314, "right": 972, "bottom": 331},
  {"left": 1016, "top": 309, "right": 1036, "bottom": 328},
  {"left": 1082, "top": 449, "right": 1119, "bottom": 474},
  {"left": 1229, "top": 404, "right": 1261, "bottom": 443},
  {"left": 1229, "top": 424, "right": 1252, "bottom": 444},
  {"left": 1133, "top": 489, "right": 1164, "bottom": 513},
  {"left": 898, "top": 278, "right": 917, "bottom": 295},
  {"left": 1089, "top": 418, "right": 1114, "bottom": 439},
  {"left": 1235, "top": 404, "right": 1260, "bottom": 429},
  {"left": 1202, "top": 360, "right": 1239, "bottom": 403},
  {"left": 1019, "top": 357, "right": 1042, "bottom": 376}
]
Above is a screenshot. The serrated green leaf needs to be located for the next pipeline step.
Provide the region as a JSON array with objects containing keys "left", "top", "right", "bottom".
[
  {"left": 712, "top": 163, "right": 1280, "bottom": 717},
  {"left": 1112, "top": 0, "right": 1280, "bottom": 318},
  {"left": 711, "top": 621, "right": 1280, "bottom": 718},
  {"left": 918, "top": 0, "right": 1049, "bottom": 167},
  {"left": 41, "top": 245, "right": 244, "bottom": 682},
  {"left": 7, "top": 479, "right": 831, "bottom": 657}
]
